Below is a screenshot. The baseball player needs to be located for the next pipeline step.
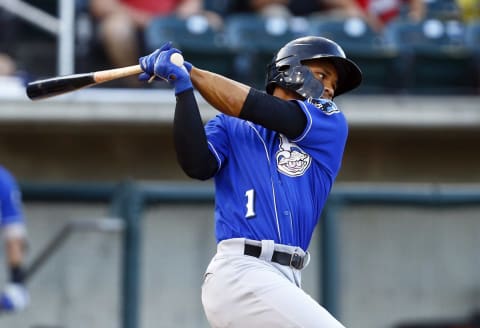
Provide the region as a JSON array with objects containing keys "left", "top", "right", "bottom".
[
  {"left": 139, "top": 36, "right": 362, "bottom": 327},
  {"left": 0, "top": 166, "right": 29, "bottom": 313}
]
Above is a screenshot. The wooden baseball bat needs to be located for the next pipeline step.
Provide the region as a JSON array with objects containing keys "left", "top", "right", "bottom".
[{"left": 26, "top": 64, "right": 143, "bottom": 101}]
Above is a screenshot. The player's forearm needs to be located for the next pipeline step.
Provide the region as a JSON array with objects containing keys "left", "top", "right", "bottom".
[
  {"left": 174, "top": 90, "right": 218, "bottom": 180},
  {"left": 4, "top": 238, "right": 26, "bottom": 283},
  {"left": 5, "top": 238, "right": 26, "bottom": 268},
  {"left": 190, "top": 67, "right": 250, "bottom": 117}
]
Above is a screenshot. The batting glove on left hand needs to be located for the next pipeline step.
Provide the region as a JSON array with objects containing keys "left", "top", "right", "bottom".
[
  {"left": 139, "top": 47, "right": 193, "bottom": 95},
  {"left": 0, "top": 283, "right": 29, "bottom": 313},
  {"left": 138, "top": 41, "right": 172, "bottom": 82}
]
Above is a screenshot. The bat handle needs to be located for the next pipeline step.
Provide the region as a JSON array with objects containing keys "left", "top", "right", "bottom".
[
  {"left": 146, "top": 53, "right": 184, "bottom": 83},
  {"left": 147, "top": 74, "right": 177, "bottom": 83},
  {"left": 148, "top": 75, "right": 176, "bottom": 84},
  {"left": 93, "top": 64, "right": 143, "bottom": 84}
]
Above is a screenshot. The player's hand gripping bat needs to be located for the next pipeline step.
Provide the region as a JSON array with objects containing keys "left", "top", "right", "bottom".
[{"left": 26, "top": 52, "right": 185, "bottom": 101}]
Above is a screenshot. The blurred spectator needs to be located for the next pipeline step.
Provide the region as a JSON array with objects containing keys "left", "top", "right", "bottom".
[
  {"left": 0, "top": 53, "right": 16, "bottom": 76},
  {"left": 352, "top": 0, "right": 426, "bottom": 32},
  {"left": 226, "top": 0, "right": 363, "bottom": 18},
  {"left": 224, "top": 0, "right": 423, "bottom": 32},
  {"left": 0, "top": 8, "right": 18, "bottom": 78},
  {"left": 0, "top": 53, "right": 31, "bottom": 92},
  {"left": 0, "top": 166, "right": 29, "bottom": 313},
  {"left": 456, "top": 0, "right": 480, "bottom": 22},
  {"left": 89, "top": 0, "right": 222, "bottom": 86}
]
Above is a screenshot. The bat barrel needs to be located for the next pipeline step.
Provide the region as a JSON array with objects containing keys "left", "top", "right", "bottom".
[
  {"left": 26, "top": 73, "right": 96, "bottom": 100},
  {"left": 25, "top": 65, "right": 144, "bottom": 101}
]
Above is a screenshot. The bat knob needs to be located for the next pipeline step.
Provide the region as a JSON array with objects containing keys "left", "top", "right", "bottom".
[
  {"left": 147, "top": 53, "right": 184, "bottom": 83},
  {"left": 170, "top": 53, "right": 184, "bottom": 67}
]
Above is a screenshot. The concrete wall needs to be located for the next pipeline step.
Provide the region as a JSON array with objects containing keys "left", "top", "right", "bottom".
[
  {"left": 0, "top": 200, "right": 319, "bottom": 328},
  {"left": 1, "top": 197, "right": 479, "bottom": 328},
  {"left": 0, "top": 91, "right": 479, "bottom": 327},
  {"left": 339, "top": 204, "right": 480, "bottom": 328},
  {"left": 0, "top": 203, "right": 122, "bottom": 328},
  {"left": 1, "top": 91, "right": 480, "bottom": 184}
]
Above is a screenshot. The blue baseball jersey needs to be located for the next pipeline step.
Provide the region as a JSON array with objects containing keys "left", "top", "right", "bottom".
[
  {"left": 205, "top": 98, "right": 348, "bottom": 251},
  {"left": 0, "top": 166, "right": 24, "bottom": 228}
]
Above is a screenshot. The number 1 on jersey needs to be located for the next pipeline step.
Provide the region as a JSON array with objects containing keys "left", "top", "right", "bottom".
[{"left": 245, "top": 189, "right": 256, "bottom": 219}]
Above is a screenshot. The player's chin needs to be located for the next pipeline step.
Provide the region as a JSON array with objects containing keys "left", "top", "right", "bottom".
[{"left": 322, "top": 91, "right": 334, "bottom": 100}]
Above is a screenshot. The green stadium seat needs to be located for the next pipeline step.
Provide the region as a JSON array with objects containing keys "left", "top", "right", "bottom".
[
  {"left": 423, "top": 0, "right": 462, "bottom": 20},
  {"left": 308, "top": 16, "right": 404, "bottom": 94},
  {"left": 384, "top": 19, "right": 478, "bottom": 94},
  {"left": 224, "top": 14, "right": 310, "bottom": 89},
  {"left": 466, "top": 20, "right": 480, "bottom": 46},
  {"left": 144, "top": 15, "right": 235, "bottom": 78},
  {"left": 465, "top": 20, "right": 480, "bottom": 93}
]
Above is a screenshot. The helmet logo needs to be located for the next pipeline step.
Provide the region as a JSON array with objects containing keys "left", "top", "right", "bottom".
[{"left": 275, "top": 135, "right": 311, "bottom": 177}]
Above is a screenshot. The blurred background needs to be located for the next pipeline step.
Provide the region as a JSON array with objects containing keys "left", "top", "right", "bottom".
[{"left": 0, "top": 0, "right": 479, "bottom": 327}]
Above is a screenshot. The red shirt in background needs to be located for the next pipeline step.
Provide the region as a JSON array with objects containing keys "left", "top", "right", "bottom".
[
  {"left": 356, "top": 0, "right": 405, "bottom": 24},
  {"left": 122, "top": 0, "right": 182, "bottom": 14}
]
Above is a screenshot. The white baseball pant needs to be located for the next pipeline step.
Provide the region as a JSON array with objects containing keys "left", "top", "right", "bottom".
[{"left": 201, "top": 238, "right": 346, "bottom": 328}]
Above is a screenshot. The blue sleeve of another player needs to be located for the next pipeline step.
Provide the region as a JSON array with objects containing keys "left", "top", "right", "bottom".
[
  {"left": 291, "top": 99, "right": 348, "bottom": 176},
  {"left": 0, "top": 167, "right": 24, "bottom": 228}
]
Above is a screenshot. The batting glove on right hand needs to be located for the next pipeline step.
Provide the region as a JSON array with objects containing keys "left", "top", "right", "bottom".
[
  {"left": 0, "top": 283, "right": 29, "bottom": 313},
  {"left": 183, "top": 60, "right": 193, "bottom": 73},
  {"left": 138, "top": 41, "right": 172, "bottom": 82},
  {"left": 139, "top": 46, "right": 193, "bottom": 95}
]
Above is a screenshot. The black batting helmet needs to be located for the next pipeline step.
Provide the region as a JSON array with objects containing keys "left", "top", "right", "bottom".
[{"left": 266, "top": 36, "right": 362, "bottom": 98}]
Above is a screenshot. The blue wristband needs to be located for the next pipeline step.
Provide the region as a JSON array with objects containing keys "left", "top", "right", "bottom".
[{"left": 174, "top": 75, "right": 193, "bottom": 95}]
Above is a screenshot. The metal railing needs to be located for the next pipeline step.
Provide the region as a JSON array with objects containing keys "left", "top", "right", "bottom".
[
  {"left": 0, "top": 0, "right": 75, "bottom": 75},
  {"left": 322, "top": 183, "right": 480, "bottom": 318},
  {"left": 19, "top": 180, "right": 480, "bottom": 328}
]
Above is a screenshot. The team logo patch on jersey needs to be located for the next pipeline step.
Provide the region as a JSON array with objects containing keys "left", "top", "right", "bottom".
[
  {"left": 308, "top": 98, "right": 339, "bottom": 115},
  {"left": 276, "top": 135, "right": 311, "bottom": 177}
]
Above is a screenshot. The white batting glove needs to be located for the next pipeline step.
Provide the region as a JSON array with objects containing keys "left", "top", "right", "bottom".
[{"left": 0, "top": 283, "right": 29, "bottom": 312}]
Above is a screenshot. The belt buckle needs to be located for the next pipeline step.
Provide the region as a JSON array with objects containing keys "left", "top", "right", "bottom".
[{"left": 289, "top": 252, "right": 304, "bottom": 270}]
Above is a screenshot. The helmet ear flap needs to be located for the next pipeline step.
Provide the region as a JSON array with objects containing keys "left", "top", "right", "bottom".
[
  {"left": 295, "top": 68, "right": 325, "bottom": 99},
  {"left": 266, "top": 62, "right": 325, "bottom": 99}
]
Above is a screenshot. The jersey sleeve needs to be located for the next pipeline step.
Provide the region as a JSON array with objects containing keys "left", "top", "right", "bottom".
[
  {"left": 204, "top": 115, "right": 230, "bottom": 171},
  {"left": 0, "top": 167, "right": 25, "bottom": 231},
  {"left": 291, "top": 99, "right": 349, "bottom": 176}
]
